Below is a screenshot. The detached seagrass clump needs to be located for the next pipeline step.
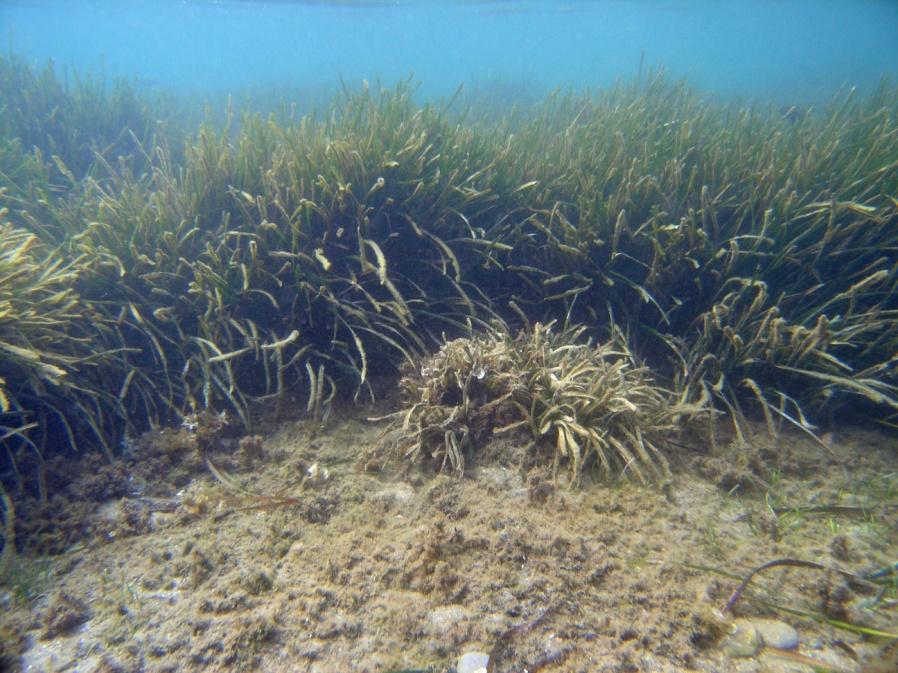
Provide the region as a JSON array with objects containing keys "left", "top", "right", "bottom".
[{"left": 375, "top": 322, "right": 706, "bottom": 485}]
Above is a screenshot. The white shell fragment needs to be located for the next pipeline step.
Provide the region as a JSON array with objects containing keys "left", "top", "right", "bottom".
[
  {"left": 457, "top": 650, "right": 490, "bottom": 673},
  {"left": 306, "top": 462, "right": 329, "bottom": 482}
]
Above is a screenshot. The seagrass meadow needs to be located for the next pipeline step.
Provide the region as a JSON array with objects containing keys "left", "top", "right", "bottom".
[
  {"left": 1, "top": 51, "right": 898, "bottom": 512},
  {"left": 3, "top": 48, "right": 898, "bottom": 673}
]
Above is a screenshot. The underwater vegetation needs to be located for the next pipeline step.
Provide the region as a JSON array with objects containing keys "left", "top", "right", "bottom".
[
  {"left": 0, "top": 52, "right": 159, "bottom": 184},
  {"left": 0, "top": 53, "right": 897, "bottom": 504},
  {"left": 0, "top": 214, "right": 124, "bottom": 500},
  {"left": 371, "top": 321, "right": 707, "bottom": 484}
]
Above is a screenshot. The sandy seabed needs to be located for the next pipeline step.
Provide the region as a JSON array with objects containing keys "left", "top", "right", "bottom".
[{"left": 2, "top": 405, "right": 897, "bottom": 673}]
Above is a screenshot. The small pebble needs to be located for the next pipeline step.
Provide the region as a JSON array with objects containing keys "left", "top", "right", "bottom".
[
  {"left": 457, "top": 651, "right": 490, "bottom": 673},
  {"left": 722, "top": 618, "right": 799, "bottom": 658},
  {"left": 751, "top": 618, "right": 799, "bottom": 650}
]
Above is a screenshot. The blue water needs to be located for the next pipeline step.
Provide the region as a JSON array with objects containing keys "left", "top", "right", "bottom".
[{"left": 2, "top": 0, "right": 898, "bottom": 106}]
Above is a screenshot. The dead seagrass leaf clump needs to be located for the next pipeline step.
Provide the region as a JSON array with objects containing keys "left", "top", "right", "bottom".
[{"left": 373, "top": 321, "right": 707, "bottom": 485}]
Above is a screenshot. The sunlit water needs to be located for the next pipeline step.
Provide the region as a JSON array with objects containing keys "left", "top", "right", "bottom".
[{"left": 2, "top": 0, "right": 897, "bottom": 105}]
